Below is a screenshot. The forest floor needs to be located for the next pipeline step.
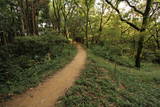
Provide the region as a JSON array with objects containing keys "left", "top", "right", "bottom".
[
  {"left": 57, "top": 52, "right": 160, "bottom": 106},
  {"left": 0, "top": 44, "right": 87, "bottom": 107}
]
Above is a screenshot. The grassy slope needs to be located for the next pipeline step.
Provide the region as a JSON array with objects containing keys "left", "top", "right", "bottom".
[
  {"left": 0, "top": 35, "right": 77, "bottom": 101},
  {"left": 57, "top": 50, "right": 160, "bottom": 107}
]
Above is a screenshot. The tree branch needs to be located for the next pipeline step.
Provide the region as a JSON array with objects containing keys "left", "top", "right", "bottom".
[
  {"left": 124, "top": 0, "right": 144, "bottom": 15},
  {"left": 105, "top": 0, "right": 141, "bottom": 31},
  {"left": 120, "top": 17, "right": 141, "bottom": 31},
  {"left": 74, "top": 1, "right": 86, "bottom": 15}
]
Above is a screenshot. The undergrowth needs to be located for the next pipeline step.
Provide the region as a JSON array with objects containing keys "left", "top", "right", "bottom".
[
  {"left": 90, "top": 43, "right": 160, "bottom": 71},
  {"left": 57, "top": 51, "right": 160, "bottom": 107},
  {"left": 0, "top": 34, "right": 77, "bottom": 101}
]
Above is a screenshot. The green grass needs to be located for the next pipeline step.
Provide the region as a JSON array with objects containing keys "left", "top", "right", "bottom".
[
  {"left": 57, "top": 50, "right": 160, "bottom": 107},
  {"left": 90, "top": 44, "right": 135, "bottom": 68},
  {"left": 90, "top": 43, "right": 160, "bottom": 68},
  {"left": 0, "top": 34, "right": 77, "bottom": 101}
]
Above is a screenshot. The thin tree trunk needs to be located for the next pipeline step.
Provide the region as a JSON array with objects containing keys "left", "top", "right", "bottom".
[
  {"left": 98, "top": 2, "right": 104, "bottom": 38},
  {"left": 8, "top": 5, "right": 15, "bottom": 43},
  {"left": 0, "top": 32, "right": 6, "bottom": 45},
  {"left": 19, "top": 0, "right": 25, "bottom": 36},
  {"left": 85, "top": 8, "right": 89, "bottom": 47},
  {"left": 32, "top": 1, "right": 36, "bottom": 35},
  {"left": 8, "top": 32, "right": 15, "bottom": 43},
  {"left": 64, "top": 20, "right": 69, "bottom": 39},
  {"left": 25, "top": 0, "right": 30, "bottom": 35},
  {"left": 35, "top": 0, "right": 39, "bottom": 35}
]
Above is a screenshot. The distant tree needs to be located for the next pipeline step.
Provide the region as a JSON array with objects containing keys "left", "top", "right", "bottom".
[
  {"left": 38, "top": 0, "right": 51, "bottom": 28},
  {"left": 84, "top": 0, "right": 95, "bottom": 47},
  {"left": 61, "top": 0, "right": 77, "bottom": 39},
  {"left": 97, "top": 0, "right": 112, "bottom": 37},
  {"left": 0, "top": 0, "right": 20, "bottom": 44},
  {"left": 18, "top": 0, "right": 41, "bottom": 35},
  {"left": 50, "top": 0, "right": 62, "bottom": 33}
]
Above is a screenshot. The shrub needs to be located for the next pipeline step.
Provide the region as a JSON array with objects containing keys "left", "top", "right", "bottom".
[{"left": 0, "top": 33, "right": 76, "bottom": 96}]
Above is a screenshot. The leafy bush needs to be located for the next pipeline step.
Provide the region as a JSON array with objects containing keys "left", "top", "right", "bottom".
[
  {"left": 0, "top": 33, "right": 76, "bottom": 97},
  {"left": 142, "top": 49, "right": 160, "bottom": 64}
]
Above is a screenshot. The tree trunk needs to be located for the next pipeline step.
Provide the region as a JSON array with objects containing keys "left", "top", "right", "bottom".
[
  {"left": 155, "top": 30, "right": 160, "bottom": 49},
  {"left": 35, "top": 0, "right": 39, "bottom": 35},
  {"left": 135, "top": 34, "right": 145, "bottom": 68},
  {"left": 8, "top": 32, "right": 15, "bottom": 43},
  {"left": 98, "top": 2, "right": 104, "bottom": 38},
  {"left": 35, "top": 13, "right": 39, "bottom": 35},
  {"left": 22, "top": 0, "right": 39, "bottom": 35},
  {"left": 85, "top": 8, "right": 89, "bottom": 47},
  {"left": 64, "top": 23, "right": 69, "bottom": 39},
  {"left": 20, "top": 16, "right": 25, "bottom": 36},
  {"left": 18, "top": 0, "right": 25, "bottom": 36},
  {"left": 135, "top": 0, "right": 152, "bottom": 68},
  {"left": 0, "top": 32, "right": 6, "bottom": 45},
  {"left": 25, "top": 0, "right": 30, "bottom": 35},
  {"left": 57, "top": 12, "right": 61, "bottom": 33},
  {"left": 32, "top": 1, "right": 36, "bottom": 35}
]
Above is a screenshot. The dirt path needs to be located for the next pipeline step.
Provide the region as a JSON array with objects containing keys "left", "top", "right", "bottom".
[{"left": 1, "top": 44, "right": 87, "bottom": 107}]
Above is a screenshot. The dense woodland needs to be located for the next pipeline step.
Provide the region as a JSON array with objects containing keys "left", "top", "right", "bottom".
[{"left": 0, "top": 0, "right": 160, "bottom": 106}]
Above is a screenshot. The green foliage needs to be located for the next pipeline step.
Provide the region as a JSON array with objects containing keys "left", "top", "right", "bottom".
[
  {"left": 68, "top": 15, "right": 86, "bottom": 39},
  {"left": 57, "top": 52, "right": 160, "bottom": 107},
  {"left": 90, "top": 42, "right": 134, "bottom": 67},
  {"left": 105, "top": 16, "right": 121, "bottom": 39},
  {"left": 106, "top": 27, "right": 121, "bottom": 38},
  {"left": 0, "top": 0, "right": 19, "bottom": 32},
  {"left": 0, "top": 33, "right": 76, "bottom": 98}
]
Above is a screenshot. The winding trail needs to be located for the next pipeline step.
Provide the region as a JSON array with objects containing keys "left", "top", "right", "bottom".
[{"left": 1, "top": 44, "right": 87, "bottom": 107}]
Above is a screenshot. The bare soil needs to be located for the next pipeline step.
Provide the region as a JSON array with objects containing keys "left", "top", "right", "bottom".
[{"left": 1, "top": 44, "right": 86, "bottom": 107}]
